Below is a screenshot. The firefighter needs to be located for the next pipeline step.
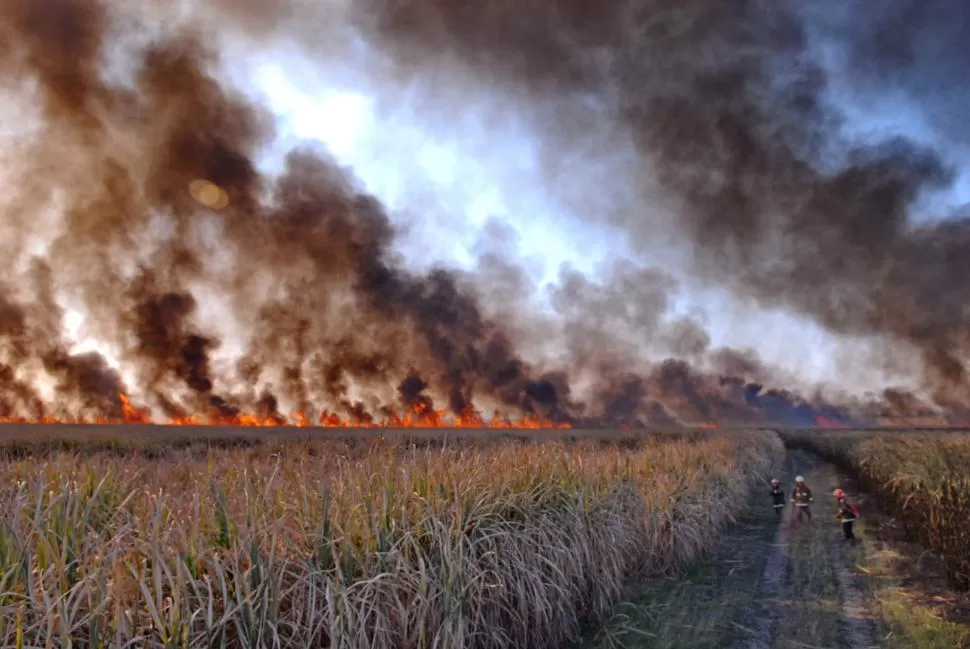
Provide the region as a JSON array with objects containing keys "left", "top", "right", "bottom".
[
  {"left": 769, "top": 478, "right": 785, "bottom": 519},
  {"left": 833, "top": 488, "right": 859, "bottom": 545},
  {"left": 790, "top": 475, "right": 813, "bottom": 523}
]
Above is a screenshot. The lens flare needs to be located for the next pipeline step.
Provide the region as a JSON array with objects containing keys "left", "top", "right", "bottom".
[{"left": 188, "top": 179, "right": 229, "bottom": 210}]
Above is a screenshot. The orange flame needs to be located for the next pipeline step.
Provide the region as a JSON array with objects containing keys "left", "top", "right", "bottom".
[
  {"left": 0, "top": 392, "right": 573, "bottom": 429},
  {"left": 815, "top": 416, "right": 849, "bottom": 428}
]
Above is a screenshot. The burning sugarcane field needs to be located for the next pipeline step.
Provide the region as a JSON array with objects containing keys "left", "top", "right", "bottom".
[{"left": 2, "top": 0, "right": 970, "bottom": 647}]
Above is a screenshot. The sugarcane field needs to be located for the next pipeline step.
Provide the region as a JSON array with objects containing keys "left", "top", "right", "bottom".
[{"left": 1, "top": 0, "right": 968, "bottom": 646}]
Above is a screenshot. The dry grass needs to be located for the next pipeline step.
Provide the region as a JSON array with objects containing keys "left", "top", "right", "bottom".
[
  {"left": 0, "top": 429, "right": 782, "bottom": 648},
  {"left": 783, "top": 429, "right": 970, "bottom": 592},
  {"left": 855, "top": 522, "right": 970, "bottom": 649},
  {"left": 571, "top": 454, "right": 791, "bottom": 649}
]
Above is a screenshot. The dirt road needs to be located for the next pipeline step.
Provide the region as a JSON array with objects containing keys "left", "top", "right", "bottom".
[
  {"left": 574, "top": 451, "right": 881, "bottom": 649},
  {"left": 739, "top": 453, "right": 879, "bottom": 649}
]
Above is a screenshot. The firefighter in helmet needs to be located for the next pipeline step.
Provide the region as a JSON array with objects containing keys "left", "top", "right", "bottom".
[
  {"left": 769, "top": 477, "right": 785, "bottom": 519},
  {"left": 833, "top": 488, "right": 859, "bottom": 545},
  {"left": 790, "top": 475, "right": 813, "bottom": 523}
]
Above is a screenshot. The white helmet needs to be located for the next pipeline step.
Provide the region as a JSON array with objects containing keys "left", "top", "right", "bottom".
[{"left": 795, "top": 476, "right": 805, "bottom": 483}]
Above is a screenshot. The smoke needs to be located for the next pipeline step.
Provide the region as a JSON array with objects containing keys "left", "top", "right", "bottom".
[
  {"left": 335, "top": 0, "right": 970, "bottom": 410},
  {"left": 802, "top": 0, "right": 970, "bottom": 148},
  {"left": 0, "top": 0, "right": 959, "bottom": 427}
]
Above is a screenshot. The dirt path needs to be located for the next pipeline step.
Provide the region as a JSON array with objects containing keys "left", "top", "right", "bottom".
[
  {"left": 760, "top": 452, "right": 879, "bottom": 649},
  {"left": 572, "top": 449, "right": 882, "bottom": 649},
  {"left": 829, "top": 516, "right": 880, "bottom": 649}
]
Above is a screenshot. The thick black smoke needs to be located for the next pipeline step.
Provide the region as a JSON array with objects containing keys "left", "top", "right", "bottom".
[
  {"left": 334, "top": 0, "right": 970, "bottom": 411},
  {"left": 0, "top": 0, "right": 957, "bottom": 427}
]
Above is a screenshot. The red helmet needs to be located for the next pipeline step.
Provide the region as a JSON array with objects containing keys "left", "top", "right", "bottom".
[{"left": 833, "top": 488, "right": 845, "bottom": 499}]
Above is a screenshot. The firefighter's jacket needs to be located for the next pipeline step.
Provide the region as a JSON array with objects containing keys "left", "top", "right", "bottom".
[
  {"left": 770, "top": 487, "right": 785, "bottom": 507},
  {"left": 836, "top": 500, "right": 858, "bottom": 523},
  {"left": 791, "top": 484, "right": 813, "bottom": 506}
]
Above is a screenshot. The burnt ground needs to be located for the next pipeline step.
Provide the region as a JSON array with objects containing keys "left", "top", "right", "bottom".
[
  {"left": 573, "top": 450, "right": 970, "bottom": 649},
  {"left": 2, "top": 424, "right": 962, "bottom": 448},
  {"left": 0, "top": 422, "right": 739, "bottom": 452},
  {"left": 0, "top": 423, "right": 714, "bottom": 460}
]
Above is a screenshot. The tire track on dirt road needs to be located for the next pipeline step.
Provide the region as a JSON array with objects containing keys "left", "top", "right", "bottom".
[
  {"left": 815, "top": 456, "right": 880, "bottom": 649},
  {"left": 831, "top": 532, "right": 880, "bottom": 649},
  {"left": 738, "top": 504, "right": 792, "bottom": 649}
]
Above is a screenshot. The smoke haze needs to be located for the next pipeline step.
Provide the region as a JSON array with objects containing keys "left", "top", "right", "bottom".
[{"left": 0, "top": 0, "right": 964, "bottom": 426}]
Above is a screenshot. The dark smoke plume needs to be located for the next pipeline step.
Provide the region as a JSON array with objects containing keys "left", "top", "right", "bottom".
[
  {"left": 341, "top": 0, "right": 970, "bottom": 411},
  {"left": 0, "top": 0, "right": 958, "bottom": 428}
]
